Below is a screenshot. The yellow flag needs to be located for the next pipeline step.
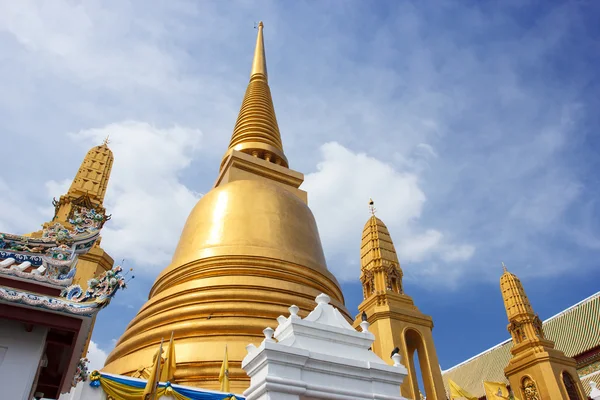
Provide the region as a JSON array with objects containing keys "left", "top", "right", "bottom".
[
  {"left": 448, "top": 379, "right": 478, "bottom": 400},
  {"left": 143, "top": 340, "right": 163, "bottom": 398},
  {"left": 160, "top": 331, "right": 177, "bottom": 382},
  {"left": 219, "top": 345, "right": 230, "bottom": 392},
  {"left": 484, "top": 381, "right": 509, "bottom": 399}
]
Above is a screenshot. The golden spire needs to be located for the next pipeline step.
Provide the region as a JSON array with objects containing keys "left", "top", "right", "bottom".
[
  {"left": 66, "top": 142, "right": 114, "bottom": 205},
  {"left": 221, "top": 21, "right": 288, "bottom": 170},
  {"left": 251, "top": 21, "right": 267, "bottom": 79},
  {"left": 500, "top": 266, "right": 544, "bottom": 344},
  {"left": 360, "top": 211, "right": 403, "bottom": 295},
  {"left": 31, "top": 141, "right": 113, "bottom": 236}
]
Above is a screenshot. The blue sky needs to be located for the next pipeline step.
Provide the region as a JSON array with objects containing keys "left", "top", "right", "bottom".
[{"left": 1, "top": 0, "right": 599, "bottom": 375}]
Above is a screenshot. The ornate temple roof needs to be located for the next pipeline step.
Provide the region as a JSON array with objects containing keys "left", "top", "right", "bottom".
[
  {"left": 441, "top": 291, "right": 600, "bottom": 397},
  {"left": 0, "top": 204, "right": 126, "bottom": 316},
  {"left": 0, "top": 205, "right": 105, "bottom": 287}
]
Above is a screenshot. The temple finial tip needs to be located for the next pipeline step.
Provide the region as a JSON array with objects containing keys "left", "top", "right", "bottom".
[{"left": 368, "top": 198, "right": 376, "bottom": 216}]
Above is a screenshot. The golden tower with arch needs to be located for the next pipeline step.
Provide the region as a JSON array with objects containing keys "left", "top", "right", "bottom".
[
  {"left": 352, "top": 200, "right": 447, "bottom": 399},
  {"left": 500, "top": 265, "right": 587, "bottom": 399}
]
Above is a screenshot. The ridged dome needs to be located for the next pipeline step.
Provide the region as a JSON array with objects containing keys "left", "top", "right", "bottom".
[{"left": 103, "top": 180, "right": 347, "bottom": 391}]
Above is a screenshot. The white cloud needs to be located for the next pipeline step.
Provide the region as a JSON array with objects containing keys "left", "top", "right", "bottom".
[
  {"left": 46, "top": 121, "right": 203, "bottom": 271},
  {"left": 0, "top": 178, "right": 44, "bottom": 233},
  {"left": 304, "top": 142, "right": 475, "bottom": 282},
  {"left": 86, "top": 340, "right": 108, "bottom": 372},
  {"left": 0, "top": 1, "right": 183, "bottom": 92},
  {"left": 0, "top": 0, "right": 596, "bottom": 291}
]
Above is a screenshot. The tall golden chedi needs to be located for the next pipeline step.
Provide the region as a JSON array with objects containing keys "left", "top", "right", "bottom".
[
  {"left": 103, "top": 22, "right": 349, "bottom": 392},
  {"left": 352, "top": 200, "right": 446, "bottom": 400},
  {"left": 30, "top": 139, "right": 115, "bottom": 290},
  {"left": 500, "top": 265, "right": 586, "bottom": 399}
]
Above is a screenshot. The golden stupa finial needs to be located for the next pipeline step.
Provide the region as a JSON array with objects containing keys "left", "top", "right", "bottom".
[
  {"left": 369, "top": 198, "right": 377, "bottom": 216},
  {"left": 102, "top": 135, "right": 111, "bottom": 146},
  {"left": 220, "top": 20, "right": 288, "bottom": 170},
  {"left": 251, "top": 21, "right": 267, "bottom": 80}
]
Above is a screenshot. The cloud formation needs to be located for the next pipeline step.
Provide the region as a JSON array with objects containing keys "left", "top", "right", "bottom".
[
  {"left": 56, "top": 122, "right": 203, "bottom": 270},
  {"left": 304, "top": 142, "right": 474, "bottom": 283},
  {"left": 86, "top": 341, "right": 108, "bottom": 373},
  {"left": 1, "top": 0, "right": 598, "bottom": 292}
]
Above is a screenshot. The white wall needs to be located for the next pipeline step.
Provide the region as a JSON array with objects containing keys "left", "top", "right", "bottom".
[{"left": 0, "top": 318, "right": 48, "bottom": 400}]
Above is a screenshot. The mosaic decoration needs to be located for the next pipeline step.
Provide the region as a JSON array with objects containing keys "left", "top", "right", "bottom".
[
  {"left": 0, "top": 266, "right": 74, "bottom": 287},
  {"left": 61, "top": 265, "right": 128, "bottom": 305},
  {"left": 0, "top": 287, "right": 99, "bottom": 316},
  {"left": 0, "top": 243, "right": 78, "bottom": 286},
  {"left": 0, "top": 233, "right": 47, "bottom": 254},
  {"left": 42, "top": 222, "right": 74, "bottom": 243},
  {"left": 72, "top": 358, "right": 90, "bottom": 387},
  {"left": 0, "top": 249, "right": 43, "bottom": 266},
  {"left": 69, "top": 206, "right": 105, "bottom": 234}
]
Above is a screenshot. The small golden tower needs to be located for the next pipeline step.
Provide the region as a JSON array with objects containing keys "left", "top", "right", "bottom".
[
  {"left": 500, "top": 265, "right": 586, "bottom": 399},
  {"left": 353, "top": 199, "right": 446, "bottom": 399},
  {"left": 104, "top": 22, "right": 348, "bottom": 392},
  {"left": 28, "top": 139, "right": 115, "bottom": 355},
  {"left": 31, "top": 139, "right": 115, "bottom": 288},
  {"left": 50, "top": 137, "right": 113, "bottom": 227}
]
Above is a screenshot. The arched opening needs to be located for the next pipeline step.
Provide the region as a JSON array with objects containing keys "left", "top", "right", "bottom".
[
  {"left": 361, "top": 271, "right": 374, "bottom": 299},
  {"left": 404, "top": 329, "right": 434, "bottom": 400},
  {"left": 386, "top": 265, "right": 402, "bottom": 294},
  {"left": 562, "top": 371, "right": 581, "bottom": 400}
]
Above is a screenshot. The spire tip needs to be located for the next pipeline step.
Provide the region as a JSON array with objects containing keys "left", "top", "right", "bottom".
[{"left": 369, "top": 198, "right": 376, "bottom": 216}]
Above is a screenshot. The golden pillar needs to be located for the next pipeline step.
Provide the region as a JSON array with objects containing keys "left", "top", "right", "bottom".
[
  {"left": 501, "top": 265, "right": 586, "bottom": 399},
  {"left": 103, "top": 22, "right": 349, "bottom": 393},
  {"left": 352, "top": 201, "right": 446, "bottom": 400}
]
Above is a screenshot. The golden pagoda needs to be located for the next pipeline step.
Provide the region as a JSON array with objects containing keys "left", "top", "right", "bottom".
[
  {"left": 352, "top": 200, "right": 446, "bottom": 399},
  {"left": 103, "top": 22, "right": 349, "bottom": 392},
  {"left": 500, "top": 264, "right": 587, "bottom": 399},
  {"left": 30, "top": 138, "right": 115, "bottom": 290}
]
